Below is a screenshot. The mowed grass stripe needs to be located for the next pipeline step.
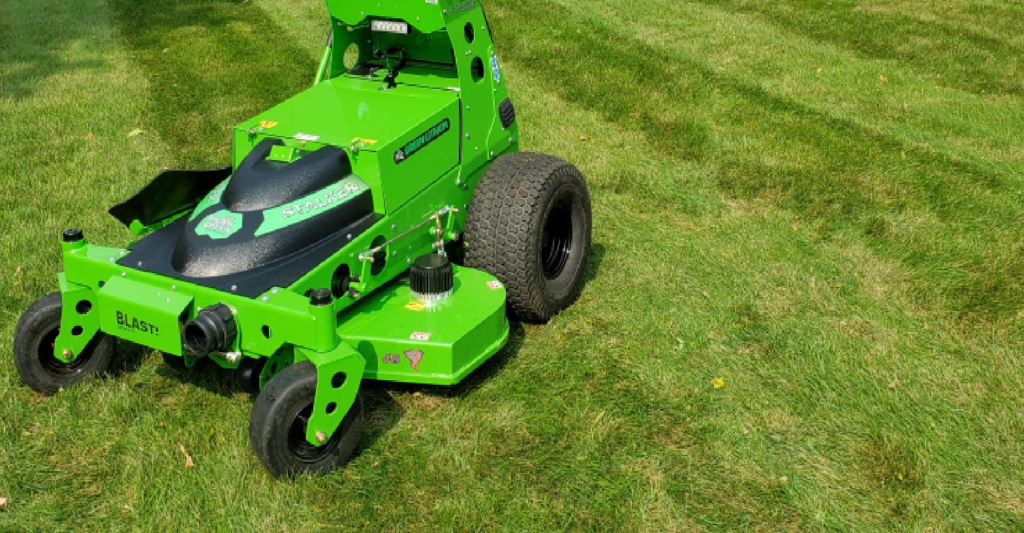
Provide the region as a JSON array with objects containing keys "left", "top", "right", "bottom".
[
  {"left": 490, "top": 0, "right": 1024, "bottom": 327},
  {"left": 0, "top": 0, "right": 1022, "bottom": 531}
]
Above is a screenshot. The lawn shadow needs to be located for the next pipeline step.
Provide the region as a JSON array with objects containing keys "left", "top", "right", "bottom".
[
  {"left": 108, "top": 0, "right": 318, "bottom": 169},
  {"left": 0, "top": 0, "right": 108, "bottom": 102},
  {"left": 106, "top": 340, "right": 150, "bottom": 378}
]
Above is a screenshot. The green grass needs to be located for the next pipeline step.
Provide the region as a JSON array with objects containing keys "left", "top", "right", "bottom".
[{"left": 1, "top": 0, "right": 1022, "bottom": 530}]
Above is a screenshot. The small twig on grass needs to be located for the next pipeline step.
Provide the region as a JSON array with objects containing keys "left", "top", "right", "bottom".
[{"left": 178, "top": 444, "right": 195, "bottom": 469}]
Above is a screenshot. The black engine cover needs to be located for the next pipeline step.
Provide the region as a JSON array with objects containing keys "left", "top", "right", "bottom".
[{"left": 118, "top": 142, "right": 379, "bottom": 297}]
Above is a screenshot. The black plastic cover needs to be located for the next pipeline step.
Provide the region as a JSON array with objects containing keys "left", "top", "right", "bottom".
[
  {"left": 109, "top": 167, "right": 232, "bottom": 228},
  {"left": 221, "top": 139, "right": 352, "bottom": 212},
  {"left": 117, "top": 142, "right": 379, "bottom": 297}
]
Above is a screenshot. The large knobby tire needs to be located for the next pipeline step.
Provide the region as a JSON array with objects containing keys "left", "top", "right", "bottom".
[
  {"left": 465, "top": 152, "right": 592, "bottom": 322},
  {"left": 13, "top": 292, "right": 116, "bottom": 395},
  {"left": 249, "top": 361, "right": 363, "bottom": 478}
]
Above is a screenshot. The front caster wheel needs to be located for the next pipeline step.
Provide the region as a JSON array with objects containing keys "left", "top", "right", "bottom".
[
  {"left": 249, "top": 361, "right": 363, "bottom": 478},
  {"left": 13, "top": 292, "right": 116, "bottom": 395}
]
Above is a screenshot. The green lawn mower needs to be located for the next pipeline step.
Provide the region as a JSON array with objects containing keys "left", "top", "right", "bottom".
[{"left": 12, "top": 0, "right": 591, "bottom": 478}]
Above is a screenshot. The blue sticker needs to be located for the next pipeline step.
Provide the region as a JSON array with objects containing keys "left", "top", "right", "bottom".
[{"left": 491, "top": 55, "right": 501, "bottom": 83}]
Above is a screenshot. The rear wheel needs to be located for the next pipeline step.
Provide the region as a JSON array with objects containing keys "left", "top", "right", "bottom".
[
  {"left": 465, "top": 152, "right": 592, "bottom": 322},
  {"left": 13, "top": 292, "right": 116, "bottom": 395},
  {"left": 249, "top": 361, "right": 363, "bottom": 478}
]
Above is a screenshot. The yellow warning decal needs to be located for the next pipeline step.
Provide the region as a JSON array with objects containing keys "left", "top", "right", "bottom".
[
  {"left": 259, "top": 120, "right": 279, "bottom": 129},
  {"left": 405, "top": 301, "right": 425, "bottom": 312},
  {"left": 350, "top": 137, "right": 379, "bottom": 145}
]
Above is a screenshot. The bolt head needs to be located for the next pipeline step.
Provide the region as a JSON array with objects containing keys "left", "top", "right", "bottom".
[
  {"left": 315, "top": 431, "right": 327, "bottom": 444},
  {"left": 62, "top": 349, "right": 72, "bottom": 359}
]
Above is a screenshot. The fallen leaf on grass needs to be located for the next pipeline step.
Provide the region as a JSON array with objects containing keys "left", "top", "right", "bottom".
[
  {"left": 712, "top": 377, "right": 725, "bottom": 389},
  {"left": 217, "top": 146, "right": 229, "bottom": 152},
  {"left": 14, "top": 266, "right": 21, "bottom": 277},
  {"left": 780, "top": 476, "right": 789, "bottom": 483},
  {"left": 0, "top": 497, "right": 7, "bottom": 510},
  {"left": 579, "top": 135, "right": 586, "bottom": 141},
  {"left": 816, "top": 67, "right": 823, "bottom": 73},
  {"left": 127, "top": 129, "right": 144, "bottom": 138},
  {"left": 879, "top": 74, "right": 889, "bottom": 82},
  {"left": 178, "top": 444, "right": 195, "bottom": 469},
  {"left": 83, "top": 132, "right": 94, "bottom": 141}
]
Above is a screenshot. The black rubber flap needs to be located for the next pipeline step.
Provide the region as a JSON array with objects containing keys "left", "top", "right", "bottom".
[
  {"left": 410, "top": 253, "right": 453, "bottom": 296},
  {"left": 109, "top": 167, "right": 231, "bottom": 228}
]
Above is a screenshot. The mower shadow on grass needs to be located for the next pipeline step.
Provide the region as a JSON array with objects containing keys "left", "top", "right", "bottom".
[{"left": 106, "top": 340, "right": 150, "bottom": 378}]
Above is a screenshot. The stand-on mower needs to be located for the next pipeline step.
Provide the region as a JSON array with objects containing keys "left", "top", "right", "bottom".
[{"left": 12, "top": 0, "right": 591, "bottom": 477}]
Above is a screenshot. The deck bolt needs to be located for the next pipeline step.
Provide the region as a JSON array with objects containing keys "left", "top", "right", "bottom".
[
  {"left": 166, "top": 299, "right": 170, "bottom": 303},
  {"left": 225, "top": 352, "right": 241, "bottom": 364},
  {"left": 347, "top": 234, "right": 352, "bottom": 240},
  {"left": 315, "top": 431, "right": 327, "bottom": 444},
  {"left": 248, "top": 129, "right": 255, "bottom": 136},
  {"left": 509, "top": 136, "right": 513, "bottom": 142},
  {"left": 62, "top": 349, "right": 71, "bottom": 359},
  {"left": 137, "top": 261, "right": 142, "bottom": 267},
  {"left": 474, "top": 146, "right": 479, "bottom": 151},
  {"left": 271, "top": 288, "right": 279, "bottom": 294},
  {"left": 121, "top": 272, "right": 126, "bottom": 277},
  {"left": 391, "top": 224, "right": 397, "bottom": 231},
  {"left": 231, "top": 285, "right": 237, "bottom": 291},
  {"left": 407, "top": 257, "right": 412, "bottom": 264},
  {"left": 108, "top": 257, "right": 115, "bottom": 262},
  {"left": 465, "top": 133, "right": 470, "bottom": 138},
  {"left": 490, "top": 151, "right": 494, "bottom": 156},
  {"left": 261, "top": 296, "right": 269, "bottom": 301},
  {"left": 392, "top": 251, "right": 397, "bottom": 257}
]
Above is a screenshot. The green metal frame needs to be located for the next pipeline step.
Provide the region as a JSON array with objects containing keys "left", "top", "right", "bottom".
[{"left": 52, "top": 0, "right": 521, "bottom": 448}]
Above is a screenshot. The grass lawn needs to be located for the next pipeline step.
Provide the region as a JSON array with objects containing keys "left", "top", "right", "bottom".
[{"left": 1, "top": 0, "right": 1022, "bottom": 530}]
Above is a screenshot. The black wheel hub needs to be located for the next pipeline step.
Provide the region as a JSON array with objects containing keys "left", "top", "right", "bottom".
[
  {"left": 38, "top": 328, "right": 89, "bottom": 374},
  {"left": 541, "top": 197, "right": 574, "bottom": 280},
  {"left": 287, "top": 404, "right": 341, "bottom": 463}
]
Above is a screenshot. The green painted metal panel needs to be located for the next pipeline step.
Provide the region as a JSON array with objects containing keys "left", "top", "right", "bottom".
[
  {"left": 97, "top": 277, "right": 194, "bottom": 355},
  {"left": 235, "top": 77, "right": 458, "bottom": 160},
  {"left": 376, "top": 98, "right": 460, "bottom": 210},
  {"left": 336, "top": 264, "right": 509, "bottom": 385}
]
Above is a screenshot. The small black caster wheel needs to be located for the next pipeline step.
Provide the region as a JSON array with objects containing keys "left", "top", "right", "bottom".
[
  {"left": 13, "top": 292, "right": 116, "bottom": 395},
  {"left": 249, "top": 361, "right": 363, "bottom": 478},
  {"left": 236, "top": 356, "right": 266, "bottom": 393}
]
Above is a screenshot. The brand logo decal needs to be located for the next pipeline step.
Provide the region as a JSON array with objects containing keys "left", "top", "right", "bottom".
[
  {"left": 116, "top": 310, "right": 159, "bottom": 336},
  {"left": 382, "top": 349, "right": 424, "bottom": 371},
  {"left": 394, "top": 118, "right": 450, "bottom": 164},
  {"left": 202, "top": 215, "right": 237, "bottom": 235},
  {"left": 281, "top": 182, "right": 361, "bottom": 219},
  {"left": 449, "top": 0, "right": 475, "bottom": 14}
]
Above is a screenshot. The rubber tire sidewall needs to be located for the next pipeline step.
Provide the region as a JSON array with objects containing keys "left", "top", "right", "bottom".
[
  {"left": 249, "top": 361, "right": 363, "bottom": 478},
  {"left": 13, "top": 292, "right": 116, "bottom": 396},
  {"left": 465, "top": 152, "right": 592, "bottom": 322}
]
